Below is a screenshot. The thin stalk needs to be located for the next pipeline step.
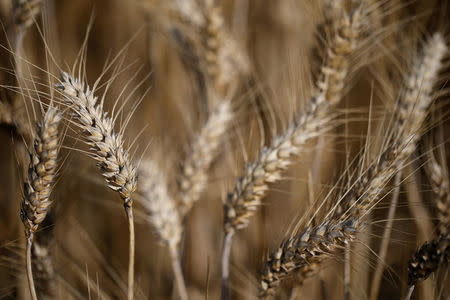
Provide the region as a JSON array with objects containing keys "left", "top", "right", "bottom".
[
  {"left": 221, "top": 230, "right": 234, "bottom": 300},
  {"left": 369, "top": 169, "right": 402, "bottom": 300},
  {"left": 344, "top": 244, "right": 351, "bottom": 300},
  {"left": 125, "top": 205, "right": 135, "bottom": 300},
  {"left": 169, "top": 245, "right": 188, "bottom": 300},
  {"left": 404, "top": 285, "right": 415, "bottom": 300},
  {"left": 25, "top": 233, "right": 37, "bottom": 300}
]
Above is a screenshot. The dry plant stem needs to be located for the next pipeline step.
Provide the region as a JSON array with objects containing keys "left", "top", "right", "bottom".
[
  {"left": 26, "top": 233, "right": 37, "bottom": 300},
  {"left": 169, "top": 246, "right": 188, "bottom": 300},
  {"left": 221, "top": 230, "right": 234, "bottom": 300},
  {"left": 125, "top": 206, "right": 135, "bottom": 300},
  {"left": 404, "top": 286, "right": 415, "bottom": 300},
  {"left": 369, "top": 169, "right": 402, "bottom": 300},
  {"left": 344, "top": 245, "right": 350, "bottom": 300}
]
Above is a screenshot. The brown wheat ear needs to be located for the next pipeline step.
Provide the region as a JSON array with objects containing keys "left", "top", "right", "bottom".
[
  {"left": 179, "top": 100, "right": 233, "bottom": 217},
  {"left": 222, "top": 4, "right": 363, "bottom": 299},
  {"left": 260, "top": 32, "right": 447, "bottom": 299},
  {"left": 20, "top": 107, "right": 61, "bottom": 300},
  {"left": 56, "top": 71, "right": 137, "bottom": 300}
]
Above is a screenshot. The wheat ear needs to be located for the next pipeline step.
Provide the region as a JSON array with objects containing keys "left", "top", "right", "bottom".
[
  {"left": 369, "top": 32, "right": 448, "bottom": 300},
  {"left": 139, "top": 159, "right": 187, "bottom": 300},
  {"left": 260, "top": 32, "right": 447, "bottom": 299},
  {"left": 20, "top": 107, "right": 61, "bottom": 300},
  {"left": 202, "top": 2, "right": 248, "bottom": 97},
  {"left": 220, "top": 6, "right": 362, "bottom": 297},
  {"left": 179, "top": 100, "right": 233, "bottom": 217},
  {"left": 405, "top": 234, "right": 449, "bottom": 300},
  {"left": 405, "top": 130, "right": 450, "bottom": 300},
  {"left": 56, "top": 72, "right": 137, "bottom": 300}
]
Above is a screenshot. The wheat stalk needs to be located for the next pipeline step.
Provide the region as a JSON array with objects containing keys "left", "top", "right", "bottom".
[
  {"left": 139, "top": 159, "right": 187, "bottom": 300},
  {"left": 221, "top": 5, "right": 363, "bottom": 297},
  {"left": 369, "top": 32, "right": 448, "bottom": 300},
  {"left": 32, "top": 239, "right": 56, "bottom": 298},
  {"left": 56, "top": 72, "right": 138, "bottom": 300},
  {"left": 20, "top": 107, "right": 60, "bottom": 300},
  {"left": 260, "top": 32, "right": 447, "bottom": 299}
]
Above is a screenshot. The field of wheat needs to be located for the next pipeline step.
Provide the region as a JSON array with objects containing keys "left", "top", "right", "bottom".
[{"left": 0, "top": 0, "right": 449, "bottom": 299}]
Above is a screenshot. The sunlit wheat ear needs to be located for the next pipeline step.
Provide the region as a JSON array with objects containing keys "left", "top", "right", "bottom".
[
  {"left": 260, "top": 32, "right": 447, "bottom": 299},
  {"left": 224, "top": 3, "right": 362, "bottom": 235},
  {"left": 56, "top": 71, "right": 137, "bottom": 300},
  {"left": 139, "top": 159, "right": 187, "bottom": 300},
  {"left": 178, "top": 100, "right": 233, "bottom": 217},
  {"left": 20, "top": 107, "right": 61, "bottom": 300},
  {"left": 56, "top": 72, "right": 137, "bottom": 204}
]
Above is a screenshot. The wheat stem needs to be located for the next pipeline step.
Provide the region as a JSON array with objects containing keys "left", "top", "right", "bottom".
[
  {"left": 344, "top": 244, "right": 351, "bottom": 300},
  {"left": 221, "top": 230, "right": 234, "bottom": 300},
  {"left": 169, "top": 245, "right": 188, "bottom": 300},
  {"left": 404, "top": 285, "right": 415, "bottom": 300},
  {"left": 369, "top": 168, "right": 402, "bottom": 300},
  {"left": 125, "top": 205, "right": 135, "bottom": 300},
  {"left": 26, "top": 233, "right": 37, "bottom": 300}
]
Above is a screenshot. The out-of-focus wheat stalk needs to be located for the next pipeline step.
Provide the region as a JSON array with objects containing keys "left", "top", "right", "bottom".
[
  {"left": 56, "top": 72, "right": 138, "bottom": 300},
  {"left": 405, "top": 126, "right": 450, "bottom": 300},
  {"left": 139, "top": 159, "right": 187, "bottom": 300},
  {"left": 20, "top": 107, "right": 61, "bottom": 300}
]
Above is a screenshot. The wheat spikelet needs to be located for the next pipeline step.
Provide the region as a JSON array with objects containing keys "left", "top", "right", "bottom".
[
  {"left": 260, "top": 32, "right": 447, "bottom": 299},
  {"left": 56, "top": 71, "right": 137, "bottom": 300},
  {"left": 179, "top": 100, "right": 233, "bottom": 217},
  {"left": 224, "top": 4, "right": 362, "bottom": 234},
  {"left": 56, "top": 72, "right": 137, "bottom": 205}
]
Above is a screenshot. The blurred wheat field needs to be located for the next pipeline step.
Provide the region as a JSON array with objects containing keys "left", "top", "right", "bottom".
[{"left": 0, "top": 0, "right": 449, "bottom": 299}]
